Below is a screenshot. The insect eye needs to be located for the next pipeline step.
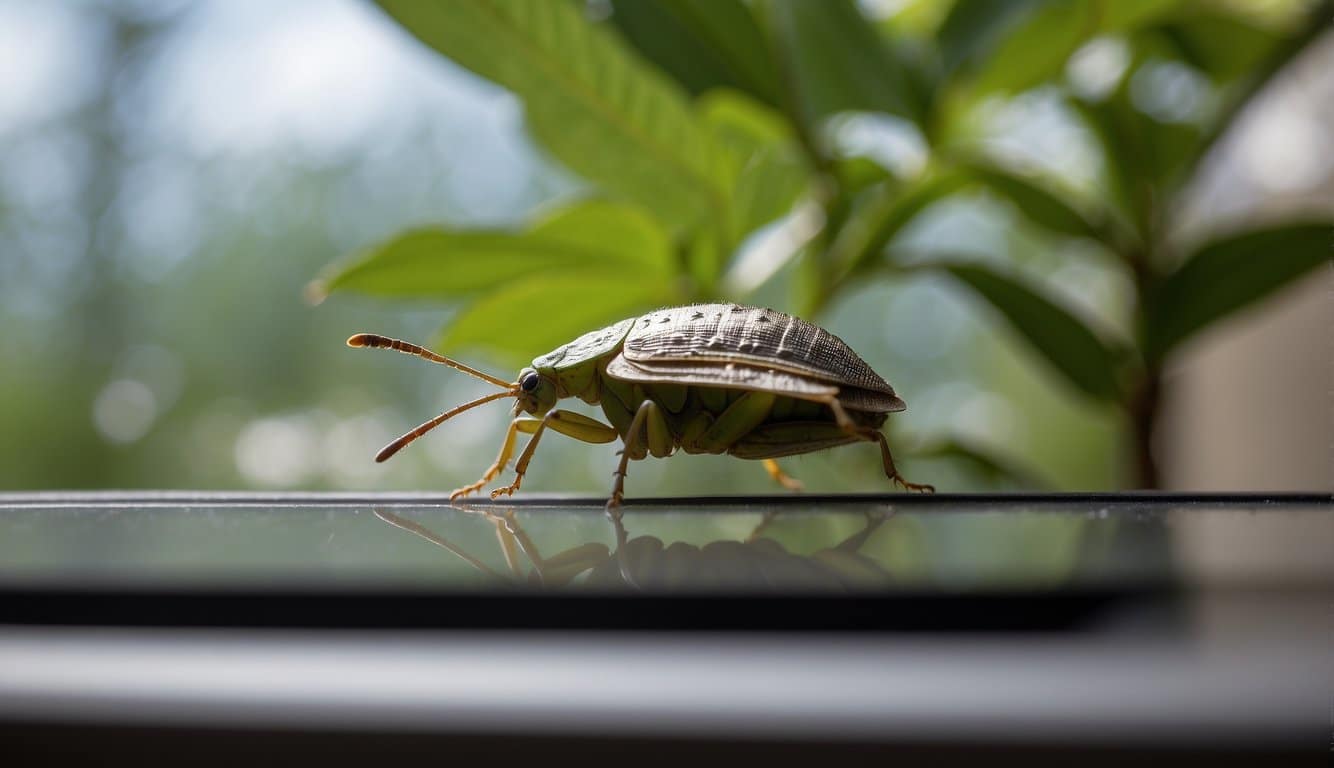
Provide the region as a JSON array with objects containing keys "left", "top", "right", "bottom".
[{"left": 520, "top": 372, "right": 539, "bottom": 392}]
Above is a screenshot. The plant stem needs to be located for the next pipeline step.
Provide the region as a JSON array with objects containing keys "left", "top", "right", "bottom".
[{"left": 1129, "top": 367, "right": 1161, "bottom": 490}]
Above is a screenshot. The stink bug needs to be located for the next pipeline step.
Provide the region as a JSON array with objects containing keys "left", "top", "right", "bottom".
[{"left": 348, "top": 303, "right": 933, "bottom": 506}]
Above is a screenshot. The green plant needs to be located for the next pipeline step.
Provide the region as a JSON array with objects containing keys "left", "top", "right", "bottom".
[{"left": 315, "top": 0, "right": 1332, "bottom": 489}]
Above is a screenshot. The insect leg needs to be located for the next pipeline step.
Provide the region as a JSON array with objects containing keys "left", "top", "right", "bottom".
[
  {"left": 491, "top": 410, "right": 619, "bottom": 499},
  {"left": 762, "top": 459, "right": 804, "bottom": 492},
  {"left": 870, "top": 431, "right": 934, "bottom": 493},
  {"left": 608, "top": 400, "right": 661, "bottom": 511},
  {"left": 450, "top": 417, "right": 529, "bottom": 501},
  {"left": 694, "top": 390, "right": 778, "bottom": 453},
  {"left": 821, "top": 397, "right": 934, "bottom": 494}
]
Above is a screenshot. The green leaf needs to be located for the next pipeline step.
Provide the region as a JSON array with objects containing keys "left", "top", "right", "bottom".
[
  {"left": 765, "top": 0, "right": 923, "bottom": 126},
  {"left": 913, "top": 437, "right": 1048, "bottom": 489},
  {"left": 376, "top": 0, "right": 727, "bottom": 232},
  {"left": 698, "top": 89, "right": 793, "bottom": 147},
  {"left": 1145, "top": 221, "right": 1333, "bottom": 363},
  {"left": 700, "top": 91, "right": 807, "bottom": 243},
  {"left": 936, "top": 0, "right": 1039, "bottom": 77},
  {"left": 316, "top": 200, "right": 672, "bottom": 300},
  {"left": 963, "top": 159, "right": 1104, "bottom": 241},
  {"left": 440, "top": 272, "right": 676, "bottom": 363},
  {"left": 607, "top": 0, "right": 780, "bottom": 106},
  {"left": 941, "top": 263, "right": 1122, "bottom": 402},
  {"left": 969, "top": 1, "right": 1091, "bottom": 96},
  {"left": 946, "top": 0, "right": 1180, "bottom": 95},
  {"left": 1070, "top": 85, "right": 1203, "bottom": 233},
  {"left": 729, "top": 144, "right": 807, "bottom": 244},
  {"left": 1152, "top": 11, "right": 1283, "bottom": 82},
  {"left": 1067, "top": 94, "right": 1146, "bottom": 231},
  {"left": 829, "top": 170, "right": 966, "bottom": 279},
  {"left": 1101, "top": 0, "right": 1185, "bottom": 32}
]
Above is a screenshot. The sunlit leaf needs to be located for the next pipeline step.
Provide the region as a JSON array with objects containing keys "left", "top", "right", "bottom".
[
  {"left": 528, "top": 200, "right": 676, "bottom": 273},
  {"left": 764, "top": 0, "right": 923, "bottom": 127},
  {"left": 700, "top": 91, "right": 808, "bottom": 244},
  {"left": 1145, "top": 221, "right": 1333, "bottom": 364},
  {"left": 730, "top": 144, "right": 807, "bottom": 244},
  {"left": 440, "top": 272, "right": 677, "bottom": 363},
  {"left": 376, "top": 0, "right": 728, "bottom": 232},
  {"left": 607, "top": 0, "right": 779, "bottom": 106},
  {"left": 940, "top": 263, "right": 1123, "bottom": 402},
  {"left": 698, "top": 89, "right": 793, "bottom": 147},
  {"left": 317, "top": 200, "right": 672, "bottom": 300},
  {"left": 693, "top": 92, "right": 805, "bottom": 250}
]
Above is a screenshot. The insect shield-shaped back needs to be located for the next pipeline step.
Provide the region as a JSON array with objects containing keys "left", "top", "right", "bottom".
[{"left": 605, "top": 305, "right": 906, "bottom": 413}]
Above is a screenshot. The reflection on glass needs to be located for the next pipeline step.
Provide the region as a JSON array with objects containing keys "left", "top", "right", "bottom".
[{"left": 376, "top": 506, "right": 906, "bottom": 593}]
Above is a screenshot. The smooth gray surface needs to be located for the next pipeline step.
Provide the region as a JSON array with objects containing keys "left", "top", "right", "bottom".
[{"left": 0, "top": 619, "right": 1327, "bottom": 746}]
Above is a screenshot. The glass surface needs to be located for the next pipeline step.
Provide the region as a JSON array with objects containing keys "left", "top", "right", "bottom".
[{"left": 1, "top": 494, "right": 1329, "bottom": 594}]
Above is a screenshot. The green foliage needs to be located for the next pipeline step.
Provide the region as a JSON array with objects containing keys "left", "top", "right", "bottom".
[
  {"left": 938, "top": 263, "right": 1123, "bottom": 403},
  {"left": 319, "top": 0, "right": 1334, "bottom": 489},
  {"left": 960, "top": 0, "right": 1180, "bottom": 97},
  {"left": 762, "top": 0, "right": 924, "bottom": 127},
  {"left": 607, "top": 0, "right": 780, "bottom": 106},
  {"left": 1145, "top": 222, "right": 1334, "bottom": 364},
  {"left": 442, "top": 272, "right": 675, "bottom": 364},
  {"left": 375, "top": 0, "right": 728, "bottom": 233},
  {"left": 962, "top": 159, "right": 1106, "bottom": 241},
  {"left": 913, "top": 438, "right": 1049, "bottom": 489},
  {"left": 698, "top": 91, "right": 808, "bottom": 243},
  {"left": 317, "top": 200, "right": 673, "bottom": 301},
  {"left": 829, "top": 169, "right": 965, "bottom": 279}
]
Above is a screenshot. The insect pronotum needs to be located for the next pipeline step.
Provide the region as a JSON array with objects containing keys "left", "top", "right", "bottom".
[{"left": 349, "top": 304, "right": 933, "bottom": 506}]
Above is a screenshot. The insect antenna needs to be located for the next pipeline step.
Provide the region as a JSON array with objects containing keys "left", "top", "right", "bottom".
[
  {"left": 346, "top": 333, "right": 512, "bottom": 389},
  {"left": 376, "top": 388, "right": 516, "bottom": 463}
]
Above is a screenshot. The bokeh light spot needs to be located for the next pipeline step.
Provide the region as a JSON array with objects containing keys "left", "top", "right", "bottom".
[{"left": 93, "top": 379, "right": 159, "bottom": 444}]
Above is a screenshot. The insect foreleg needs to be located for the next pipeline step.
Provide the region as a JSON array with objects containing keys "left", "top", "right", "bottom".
[
  {"left": 450, "top": 417, "right": 524, "bottom": 501},
  {"left": 608, "top": 400, "right": 663, "bottom": 511},
  {"left": 491, "top": 410, "right": 620, "bottom": 499}
]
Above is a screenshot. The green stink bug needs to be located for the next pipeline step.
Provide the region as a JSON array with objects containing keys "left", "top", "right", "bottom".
[{"left": 348, "top": 303, "right": 932, "bottom": 506}]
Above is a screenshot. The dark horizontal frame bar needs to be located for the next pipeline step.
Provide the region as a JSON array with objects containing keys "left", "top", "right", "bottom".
[
  {"left": 0, "top": 587, "right": 1158, "bottom": 632},
  {"left": 0, "top": 490, "right": 1329, "bottom": 508}
]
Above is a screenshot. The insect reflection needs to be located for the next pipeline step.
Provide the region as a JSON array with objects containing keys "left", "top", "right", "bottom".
[{"left": 373, "top": 506, "right": 894, "bottom": 592}]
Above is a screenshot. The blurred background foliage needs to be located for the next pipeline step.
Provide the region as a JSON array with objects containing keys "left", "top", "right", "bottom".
[{"left": 2, "top": 0, "right": 1331, "bottom": 496}]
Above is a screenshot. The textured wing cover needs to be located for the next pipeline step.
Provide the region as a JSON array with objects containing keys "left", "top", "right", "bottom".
[
  {"left": 605, "top": 356, "right": 840, "bottom": 399},
  {"left": 606, "top": 355, "right": 903, "bottom": 412},
  {"left": 532, "top": 318, "right": 635, "bottom": 372},
  {"left": 623, "top": 304, "right": 894, "bottom": 394}
]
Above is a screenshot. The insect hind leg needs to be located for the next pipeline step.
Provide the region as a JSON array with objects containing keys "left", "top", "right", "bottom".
[
  {"left": 869, "top": 430, "right": 934, "bottom": 493},
  {"left": 823, "top": 397, "right": 933, "bottom": 494},
  {"left": 762, "top": 459, "right": 803, "bottom": 492}
]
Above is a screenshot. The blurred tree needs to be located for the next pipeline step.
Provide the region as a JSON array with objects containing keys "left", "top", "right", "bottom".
[{"left": 317, "top": 0, "right": 1333, "bottom": 489}]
